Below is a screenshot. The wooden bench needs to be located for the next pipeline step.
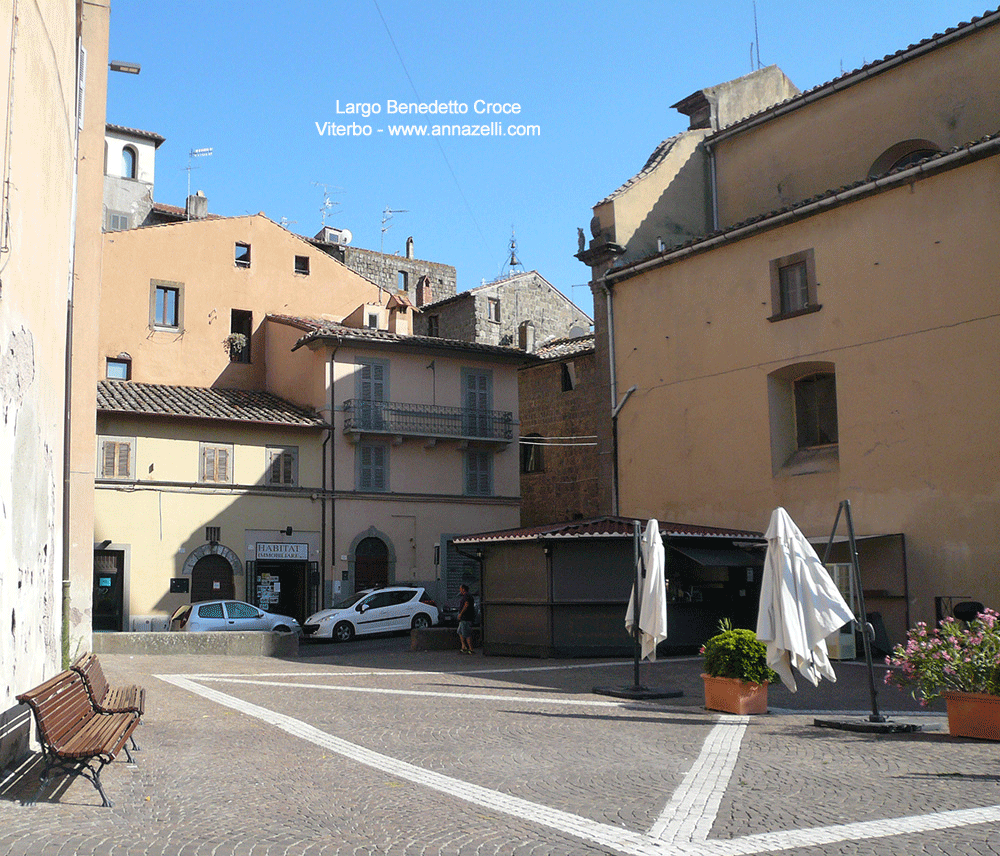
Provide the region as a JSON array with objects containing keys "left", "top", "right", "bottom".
[
  {"left": 16, "top": 669, "right": 140, "bottom": 807},
  {"left": 71, "top": 652, "right": 144, "bottom": 754}
]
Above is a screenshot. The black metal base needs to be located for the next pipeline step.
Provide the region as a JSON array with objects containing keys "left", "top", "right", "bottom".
[
  {"left": 813, "top": 717, "right": 921, "bottom": 734},
  {"left": 593, "top": 685, "right": 684, "bottom": 700}
]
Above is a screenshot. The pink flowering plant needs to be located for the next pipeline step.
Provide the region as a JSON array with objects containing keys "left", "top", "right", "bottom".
[{"left": 884, "top": 608, "right": 1000, "bottom": 704}]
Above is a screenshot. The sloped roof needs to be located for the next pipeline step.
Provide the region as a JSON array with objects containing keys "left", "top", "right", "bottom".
[
  {"left": 453, "top": 516, "right": 763, "bottom": 544},
  {"left": 420, "top": 270, "right": 590, "bottom": 321},
  {"left": 272, "top": 314, "right": 530, "bottom": 360},
  {"left": 105, "top": 123, "right": 165, "bottom": 146},
  {"left": 97, "top": 380, "right": 325, "bottom": 427},
  {"left": 597, "top": 134, "right": 686, "bottom": 206},
  {"left": 532, "top": 334, "right": 595, "bottom": 361}
]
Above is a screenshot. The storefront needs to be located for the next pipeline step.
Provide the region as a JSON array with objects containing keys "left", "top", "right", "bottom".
[{"left": 244, "top": 531, "right": 321, "bottom": 624}]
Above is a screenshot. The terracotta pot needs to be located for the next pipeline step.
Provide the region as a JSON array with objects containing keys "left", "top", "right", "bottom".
[
  {"left": 701, "top": 673, "right": 769, "bottom": 715},
  {"left": 943, "top": 690, "right": 1000, "bottom": 740}
]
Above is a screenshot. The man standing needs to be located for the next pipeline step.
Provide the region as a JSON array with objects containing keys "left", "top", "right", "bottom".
[{"left": 457, "top": 584, "right": 475, "bottom": 654}]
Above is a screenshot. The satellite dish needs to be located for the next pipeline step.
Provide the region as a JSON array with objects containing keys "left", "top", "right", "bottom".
[{"left": 339, "top": 228, "right": 352, "bottom": 245}]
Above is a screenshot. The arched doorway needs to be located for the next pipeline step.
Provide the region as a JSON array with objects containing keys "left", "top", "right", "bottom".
[
  {"left": 191, "top": 554, "right": 235, "bottom": 601},
  {"left": 354, "top": 537, "right": 389, "bottom": 590}
]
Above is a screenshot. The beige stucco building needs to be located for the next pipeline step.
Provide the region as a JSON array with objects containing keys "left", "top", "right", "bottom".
[
  {"left": 95, "top": 212, "right": 524, "bottom": 629},
  {"left": 580, "top": 11, "right": 1000, "bottom": 642}
]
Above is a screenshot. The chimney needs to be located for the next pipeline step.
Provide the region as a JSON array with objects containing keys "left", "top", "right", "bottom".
[
  {"left": 416, "top": 275, "right": 433, "bottom": 308},
  {"left": 518, "top": 320, "right": 535, "bottom": 353},
  {"left": 186, "top": 190, "right": 208, "bottom": 220},
  {"left": 405, "top": 236, "right": 414, "bottom": 259}
]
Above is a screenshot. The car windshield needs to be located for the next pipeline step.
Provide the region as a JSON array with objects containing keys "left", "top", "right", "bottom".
[{"left": 332, "top": 592, "right": 369, "bottom": 610}]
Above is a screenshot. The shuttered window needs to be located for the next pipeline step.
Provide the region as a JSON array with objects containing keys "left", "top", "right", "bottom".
[
  {"left": 358, "top": 442, "right": 387, "bottom": 492},
  {"left": 200, "top": 443, "right": 233, "bottom": 483},
  {"left": 465, "top": 450, "right": 492, "bottom": 496},
  {"left": 266, "top": 446, "right": 298, "bottom": 487},
  {"left": 100, "top": 438, "right": 134, "bottom": 480}
]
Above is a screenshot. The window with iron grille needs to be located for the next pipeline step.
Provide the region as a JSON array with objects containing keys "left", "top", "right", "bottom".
[
  {"left": 205, "top": 526, "right": 221, "bottom": 543},
  {"left": 99, "top": 437, "right": 134, "bottom": 480},
  {"left": 200, "top": 443, "right": 233, "bottom": 483},
  {"left": 267, "top": 446, "right": 298, "bottom": 487}
]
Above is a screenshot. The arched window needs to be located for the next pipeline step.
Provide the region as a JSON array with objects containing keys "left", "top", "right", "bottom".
[
  {"left": 121, "top": 145, "right": 137, "bottom": 179},
  {"left": 867, "top": 139, "right": 942, "bottom": 179},
  {"left": 793, "top": 372, "right": 838, "bottom": 448},
  {"left": 767, "top": 361, "right": 839, "bottom": 476}
]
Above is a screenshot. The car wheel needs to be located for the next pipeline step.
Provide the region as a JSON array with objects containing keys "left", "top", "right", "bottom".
[
  {"left": 411, "top": 613, "right": 431, "bottom": 630},
  {"left": 333, "top": 621, "right": 355, "bottom": 642}
]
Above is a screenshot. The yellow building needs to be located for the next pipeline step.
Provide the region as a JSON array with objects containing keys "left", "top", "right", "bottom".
[
  {"left": 96, "top": 212, "right": 523, "bottom": 628},
  {"left": 581, "top": 11, "right": 1000, "bottom": 641}
]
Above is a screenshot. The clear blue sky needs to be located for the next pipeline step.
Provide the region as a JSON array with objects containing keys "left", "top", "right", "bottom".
[{"left": 107, "top": 1, "right": 990, "bottom": 318}]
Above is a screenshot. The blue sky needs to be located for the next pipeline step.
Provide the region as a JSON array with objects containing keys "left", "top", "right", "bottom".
[{"left": 107, "top": 1, "right": 990, "bottom": 318}]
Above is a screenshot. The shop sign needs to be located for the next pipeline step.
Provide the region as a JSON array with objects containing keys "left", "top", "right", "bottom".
[{"left": 256, "top": 542, "right": 309, "bottom": 561}]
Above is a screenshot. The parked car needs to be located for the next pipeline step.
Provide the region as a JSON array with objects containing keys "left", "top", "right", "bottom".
[
  {"left": 169, "top": 600, "right": 301, "bottom": 634},
  {"left": 303, "top": 586, "right": 438, "bottom": 642}
]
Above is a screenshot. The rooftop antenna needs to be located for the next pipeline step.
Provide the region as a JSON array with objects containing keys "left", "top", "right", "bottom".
[
  {"left": 313, "top": 181, "right": 345, "bottom": 228},
  {"left": 380, "top": 205, "right": 408, "bottom": 253},
  {"left": 278, "top": 217, "right": 297, "bottom": 229},
  {"left": 752, "top": 0, "right": 762, "bottom": 70},
  {"left": 504, "top": 226, "right": 525, "bottom": 277},
  {"left": 185, "top": 148, "right": 212, "bottom": 215}
]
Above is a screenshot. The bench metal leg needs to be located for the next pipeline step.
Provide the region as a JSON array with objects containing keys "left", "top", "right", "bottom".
[{"left": 25, "top": 755, "right": 113, "bottom": 808}]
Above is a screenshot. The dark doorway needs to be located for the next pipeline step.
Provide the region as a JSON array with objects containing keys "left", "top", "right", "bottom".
[
  {"left": 355, "top": 537, "right": 389, "bottom": 589},
  {"left": 191, "top": 554, "right": 235, "bottom": 601},
  {"left": 93, "top": 550, "right": 125, "bottom": 631},
  {"left": 254, "top": 560, "right": 307, "bottom": 622}
]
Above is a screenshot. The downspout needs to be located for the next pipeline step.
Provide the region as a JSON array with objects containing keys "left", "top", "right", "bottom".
[
  {"left": 707, "top": 141, "right": 719, "bottom": 233},
  {"left": 603, "top": 283, "right": 619, "bottom": 515},
  {"left": 326, "top": 346, "right": 337, "bottom": 607}
]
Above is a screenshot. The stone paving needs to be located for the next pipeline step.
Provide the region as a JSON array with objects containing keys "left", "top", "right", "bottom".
[{"left": 1, "top": 641, "right": 998, "bottom": 855}]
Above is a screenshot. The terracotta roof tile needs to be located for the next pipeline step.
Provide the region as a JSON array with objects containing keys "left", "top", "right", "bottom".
[
  {"left": 97, "top": 380, "right": 325, "bottom": 427},
  {"left": 532, "top": 334, "right": 595, "bottom": 361}
]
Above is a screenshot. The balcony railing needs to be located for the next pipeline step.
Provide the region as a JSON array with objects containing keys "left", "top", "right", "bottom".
[{"left": 343, "top": 399, "right": 514, "bottom": 442}]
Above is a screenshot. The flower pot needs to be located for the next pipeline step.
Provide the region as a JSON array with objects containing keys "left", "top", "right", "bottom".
[
  {"left": 701, "top": 673, "right": 769, "bottom": 715},
  {"left": 943, "top": 691, "right": 1000, "bottom": 740}
]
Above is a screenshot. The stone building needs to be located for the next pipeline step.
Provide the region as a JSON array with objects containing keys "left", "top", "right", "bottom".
[
  {"left": 414, "top": 270, "right": 592, "bottom": 352},
  {"left": 518, "top": 335, "right": 600, "bottom": 526}
]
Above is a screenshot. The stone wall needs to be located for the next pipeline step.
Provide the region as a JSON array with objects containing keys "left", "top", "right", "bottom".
[
  {"left": 518, "top": 347, "right": 601, "bottom": 525},
  {"left": 320, "top": 244, "right": 457, "bottom": 307}
]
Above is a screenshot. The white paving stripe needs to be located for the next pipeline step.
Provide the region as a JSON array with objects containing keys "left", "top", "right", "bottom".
[
  {"left": 194, "top": 675, "right": 625, "bottom": 708},
  {"left": 159, "top": 674, "right": 1000, "bottom": 856},
  {"left": 649, "top": 715, "right": 749, "bottom": 843}
]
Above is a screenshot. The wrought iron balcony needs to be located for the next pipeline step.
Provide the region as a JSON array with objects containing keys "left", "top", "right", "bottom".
[{"left": 343, "top": 399, "right": 514, "bottom": 443}]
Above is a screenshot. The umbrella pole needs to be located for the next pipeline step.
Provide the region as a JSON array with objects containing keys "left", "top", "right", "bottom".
[{"left": 823, "top": 500, "right": 885, "bottom": 723}]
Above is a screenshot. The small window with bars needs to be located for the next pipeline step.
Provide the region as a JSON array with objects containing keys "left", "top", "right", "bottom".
[{"left": 205, "top": 526, "right": 221, "bottom": 543}]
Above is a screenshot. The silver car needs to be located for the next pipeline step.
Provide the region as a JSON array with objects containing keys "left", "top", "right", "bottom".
[
  {"left": 303, "top": 587, "right": 438, "bottom": 642},
  {"left": 169, "top": 600, "right": 300, "bottom": 634}
]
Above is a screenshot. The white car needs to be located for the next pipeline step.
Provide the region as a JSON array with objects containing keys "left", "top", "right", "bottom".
[
  {"left": 303, "top": 586, "right": 438, "bottom": 642},
  {"left": 169, "top": 600, "right": 301, "bottom": 634}
]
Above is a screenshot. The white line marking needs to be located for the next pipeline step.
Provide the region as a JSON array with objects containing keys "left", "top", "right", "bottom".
[
  {"left": 650, "top": 715, "right": 748, "bottom": 843},
  {"left": 157, "top": 674, "right": 1000, "bottom": 856},
  {"left": 194, "top": 676, "right": 626, "bottom": 708}
]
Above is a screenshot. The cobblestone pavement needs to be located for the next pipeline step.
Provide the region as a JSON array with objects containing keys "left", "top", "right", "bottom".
[{"left": 1, "top": 640, "right": 998, "bottom": 856}]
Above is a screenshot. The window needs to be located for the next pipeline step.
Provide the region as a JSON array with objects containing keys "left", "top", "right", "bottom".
[
  {"left": 150, "top": 279, "right": 183, "bottom": 330},
  {"left": 465, "top": 449, "right": 493, "bottom": 496},
  {"left": 357, "top": 359, "right": 388, "bottom": 429},
  {"left": 105, "top": 211, "right": 129, "bottom": 232},
  {"left": 121, "top": 145, "right": 137, "bottom": 179},
  {"left": 200, "top": 443, "right": 233, "bottom": 483},
  {"left": 462, "top": 368, "right": 493, "bottom": 437},
  {"left": 367, "top": 312, "right": 379, "bottom": 329},
  {"left": 267, "top": 446, "right": 298, "bottom": 487},
  {"left": 294, "top": 255, "right": 310, "bottom": 275},
  {"left": 398, "top": 270, "right": 408, "bottom": 291},
  {"left": 198, "top": 602, "right": 224, "bottom": 619},
  {"left": 521, "top": 433, "right": 544, "bottom": 473},
  {"left": 229, "top": 309, "right": 252, "bottom": 363},
  {"left": 205, "top": 526, "right": 221, "bottom": 543},
  {"left": 235, "top": 242, "right": 251, "bottom": 268},
  {"left": 767, "top": 361, "right": 839, "bottom": 476},
  {"left": 427, "top": 315, "right": 440, "bottom": 337},
  {"left": 358, "top": 442, "right": 388, "bottom": 492},
  {"left": 768, "top": 249, "right": 819, "bottom": 321},
  {"left": 561, "top": 361, "right": 577, "bottom": 392},
  {"left": 868, "top": 139, "right": 943, "bottom": 178},
  {"left": 106, "top": 356, "right": 131, "bottom": 380},
  {"left": 226, "top": 602, "right": 260, "bottom": 619},
  {"left": 487, "top": 297, "right": 501, "bottom": 323},
  {"left": 99, "top": 437, "right": 134, "bottom": 480},
  {"left": 794, "top": 373, "right": 838, "bottom": 448}
]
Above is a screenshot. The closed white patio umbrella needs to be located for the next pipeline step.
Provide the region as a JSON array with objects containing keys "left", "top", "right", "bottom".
[
  {"left": 757, "top": 507, "right": 856, "bottom": 692},
  {"left": 625, "top": 518, "right": 668, "bottom": 661}
]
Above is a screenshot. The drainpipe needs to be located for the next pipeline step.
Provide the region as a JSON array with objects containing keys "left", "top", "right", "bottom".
[
  {"left": 611, "top": 385, "right": 636, "bottom": 518},
  {"left": 707, "top": 143, "right": 720, "bottom": 233},
  {"left": 326, "top": 347, "right": 337, "bottom": 607}
]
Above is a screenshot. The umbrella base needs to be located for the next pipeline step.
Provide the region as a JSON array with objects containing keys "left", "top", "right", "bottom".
[
  {"left": 813, "top": 717, "right": 921, "bottom": 734},
  {"left": 593, "top": 685, "right": 683, "bottom": 700}
]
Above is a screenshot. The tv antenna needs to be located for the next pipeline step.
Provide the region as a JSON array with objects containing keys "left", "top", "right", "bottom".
[
  {"left": 503, "top": 226, "right": 525, "bottom": 277},
  {"left": 380, "top": 205, "right": 408, "bottom": 253},
  {"left": 185, "top": 147, "right": 213, "bottom": 207},
  {"left": 313, "top": 181, "right": 345, "bottom": 227}
]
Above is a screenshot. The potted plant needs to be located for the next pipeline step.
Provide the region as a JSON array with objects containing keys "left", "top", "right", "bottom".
[
  {"left": 223, "top": 332, "right": 248, "bottom": 361},
  {"left": 884, "top": 608, "right": 1000, "bottom": 740},
  {"left": 700, "top": 619, "right": 779, "bottom": 714}
]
